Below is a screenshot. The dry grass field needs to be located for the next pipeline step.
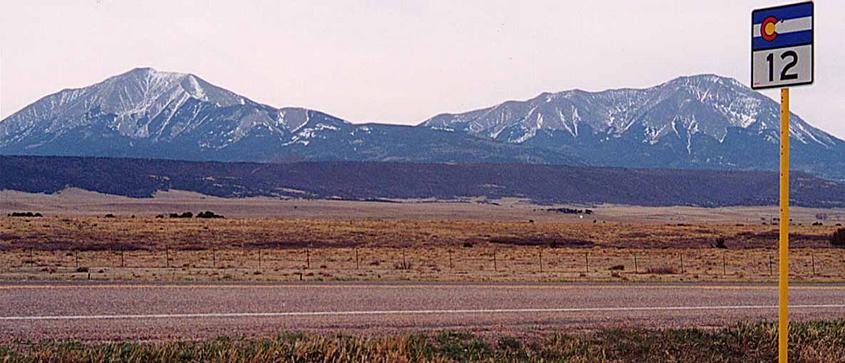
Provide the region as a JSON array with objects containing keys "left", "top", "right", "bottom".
[
  {"left": 1, "top": 188, "right": 843, "bottom": 282},
  {"left": 4, "top": 321, "right": 845, "bottom": 362},
  {"left": 1, "top": 213, "right": 842, "bottom": 282}
]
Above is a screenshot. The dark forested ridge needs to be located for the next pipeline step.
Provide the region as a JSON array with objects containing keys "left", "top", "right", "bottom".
[{"left": 1, "top": 155, "right": 844, "bottom": 207}]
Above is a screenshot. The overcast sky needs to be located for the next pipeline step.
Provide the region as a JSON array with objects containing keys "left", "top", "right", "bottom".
[{"left": 1, "top": 0, "right": 843, "bottom": 138}]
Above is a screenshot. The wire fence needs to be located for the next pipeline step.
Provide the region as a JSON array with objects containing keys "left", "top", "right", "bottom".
[{"left": 1, "top": 247, "right": 843, "bottom": 281}]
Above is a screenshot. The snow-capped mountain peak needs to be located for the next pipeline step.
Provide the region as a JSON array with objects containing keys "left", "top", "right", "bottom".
[
  {"left": 421, "top": 74, "right": 836, "bottom": 149},
  {"left": 0, "top": 67, "right": 259, "bottom": 143},
  {"left": 1, "top": 70, "right": 843, "bottom": 180}
]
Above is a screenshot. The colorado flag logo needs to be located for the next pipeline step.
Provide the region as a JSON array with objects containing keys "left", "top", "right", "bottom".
[{"left": 752, "top": 2, "right": 813, "bottom": 51}]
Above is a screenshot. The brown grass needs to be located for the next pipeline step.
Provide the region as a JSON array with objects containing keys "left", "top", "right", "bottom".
[
  {"left": 0, "top": 216, "right": 837, "bottom": 251},
  {"left": 3, "top": 321, "right": 845, "bottom": 362},
  {"left": 1, "top": 245, "right": 841, "bottom": 283},
  {"left": 0, "top": 216, "right": 840, "bottom": 282}
]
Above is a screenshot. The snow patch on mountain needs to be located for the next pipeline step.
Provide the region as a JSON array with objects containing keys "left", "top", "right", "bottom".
[{"left": 421, "top": 74, "right": 837, "bottom": 150}]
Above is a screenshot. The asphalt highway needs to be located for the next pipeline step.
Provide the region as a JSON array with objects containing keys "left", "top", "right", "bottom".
[{"left": 2, "top": 282, "right": 844, "bottom": 342}]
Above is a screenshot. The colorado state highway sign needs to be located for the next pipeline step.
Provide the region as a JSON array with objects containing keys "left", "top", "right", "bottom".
[{"left": 751, "top": 2, "right": 813, "bottom": 90}]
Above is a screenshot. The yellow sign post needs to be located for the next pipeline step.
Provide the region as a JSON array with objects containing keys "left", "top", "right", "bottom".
[
  {"left": 778, "top": 87, "right": 790, "bottom": 363},
  {"left": 752, "top": 3, "right": 814, "bottom": 361}
]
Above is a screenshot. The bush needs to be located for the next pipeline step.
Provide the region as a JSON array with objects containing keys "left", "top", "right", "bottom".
[
  {"left": 646, "top": 266, "right": 677, "bottom": 274},
  {"left": 831, "top": 228, "right": 845, "bottom": 247},
  {"left": 609, "top": 264, "right": 625, "bottom": 271},
  {"left": 169, "top": 212, "right": 193, "bottom": 219},
  {"left": 8, "top": 212, "right": 42, "bottom": 217},
  {"left": 714, "top": 238, "right": 727, "bottom": 249},
  {"left": 196, "top": 211, "right": 224, "bottom": 219}
]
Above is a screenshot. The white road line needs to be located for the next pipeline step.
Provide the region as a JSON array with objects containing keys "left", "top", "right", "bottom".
[{"left": 3, "top": 304, "right": 845, "bottom": 321}]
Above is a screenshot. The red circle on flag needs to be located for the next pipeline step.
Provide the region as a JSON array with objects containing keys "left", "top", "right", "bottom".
[{"left": 761, "top": 16, "right": 778, "bottom": 41}]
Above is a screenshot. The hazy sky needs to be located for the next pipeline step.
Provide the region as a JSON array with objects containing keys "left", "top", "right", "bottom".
[{"left": 1, "top": 0, "right": 844, "bottom": 138}]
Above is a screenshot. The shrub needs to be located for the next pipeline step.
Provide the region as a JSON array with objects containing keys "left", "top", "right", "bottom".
[
  {"left": 609, "top": 265, "right": 625, "bottom": 271},
  {"left": 714, "top": 238, "right": 727, "bottom": 249},
  {"left": 831, "top": 228, "right": 845, "bottom": 247},
  {"left": 197, "top": 211, "right": 224, "bottom": 219},
  {"left": 8, "top": 212, "right": 42, "bottom": 217},
  {"left": 646, "top": 266, "right": 677, "bottom": 274}
]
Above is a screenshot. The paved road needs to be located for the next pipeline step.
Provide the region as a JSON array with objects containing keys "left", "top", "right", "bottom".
[{"left": 2, "top": 282, "right": 845, "bottom": 342}]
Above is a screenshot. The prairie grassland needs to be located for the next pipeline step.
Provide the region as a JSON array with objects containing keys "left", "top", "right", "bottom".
[
  {"left": 3, "top": 320, "right": 845, "bottom": 362},
  {"left": 1, "top": 216, "right": 842, "bottom": 282},
  {"left": 0, "top": 215, "right": 839, "bottom": 250}
]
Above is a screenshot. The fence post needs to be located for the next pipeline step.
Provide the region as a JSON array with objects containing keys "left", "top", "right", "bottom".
[
  {"left": 680, "top": 253, "right": 684, "bottom": 274},
  {"left": 634, "top": 253, "right": 638, "bottom": 273},
  {"left": 306, "top": 249, "right": 310, "bottom": 269},
  {"left": 538, "top": 248, "right": 543, "bottom": 273},
  {"left": 258, "top": 249, "right": 262, "bottom": 270},
  {"left": 585, "top": 251, "right": 589, "bottom": 273},
  {"left": 75, "top": 250, "right": 79, "bottom": 269},
  {"left": 811, "top": 253, "right": 816, "bottom": 276},
  {"left": 402, "top": 250, "right": 407, "bottom": 270},
  {"left": 355, "top": 249, "right": 360, "bottom": 270},
  {"left": 121, "top": 249, "right": 125, "bottom": 268},
  {"left": 769, "top": 253, "right": 774, "bottom": 277},
  {"left": 448, "top": 250, "right": 453, "bottom": 271},
  {"left": 493, "top": 249, "right": 498, "bottom": 272}
]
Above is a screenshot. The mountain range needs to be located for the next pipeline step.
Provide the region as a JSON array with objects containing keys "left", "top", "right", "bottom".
[{"left": 1, "top": 68, "right": 843, "bottom": 179}]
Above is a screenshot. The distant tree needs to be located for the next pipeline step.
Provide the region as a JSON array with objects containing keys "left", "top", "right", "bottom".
[
  {"left": 832, "top": 228, "right": 845, "bottom": 248},
  {"left": 196, "top": 211, "right": 224, "bottom": 219},
  {"left": 8, "top": 212, "right": 42, "bottom": 217}
]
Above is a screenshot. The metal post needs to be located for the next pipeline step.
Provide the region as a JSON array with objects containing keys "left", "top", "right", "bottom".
[
  {"left": 538, "top": 248, "right": 543, "bottom": 273},
  {"left": 811, "top": 253, "right": 815, "bottom": 276},
  {"left": 769, "top": 253, "right": 774, "bottom": 277},
  {"left": 778, "top": 87, "right": 790, "bottom": 363}
]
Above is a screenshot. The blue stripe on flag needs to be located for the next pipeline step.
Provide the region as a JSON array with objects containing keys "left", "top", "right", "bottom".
[
  {"left": 753, "top": 2, "right": 812, "bottom": 24},
  {"left": 752, "top": 30, "right": 812, "bottom": 50}
]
